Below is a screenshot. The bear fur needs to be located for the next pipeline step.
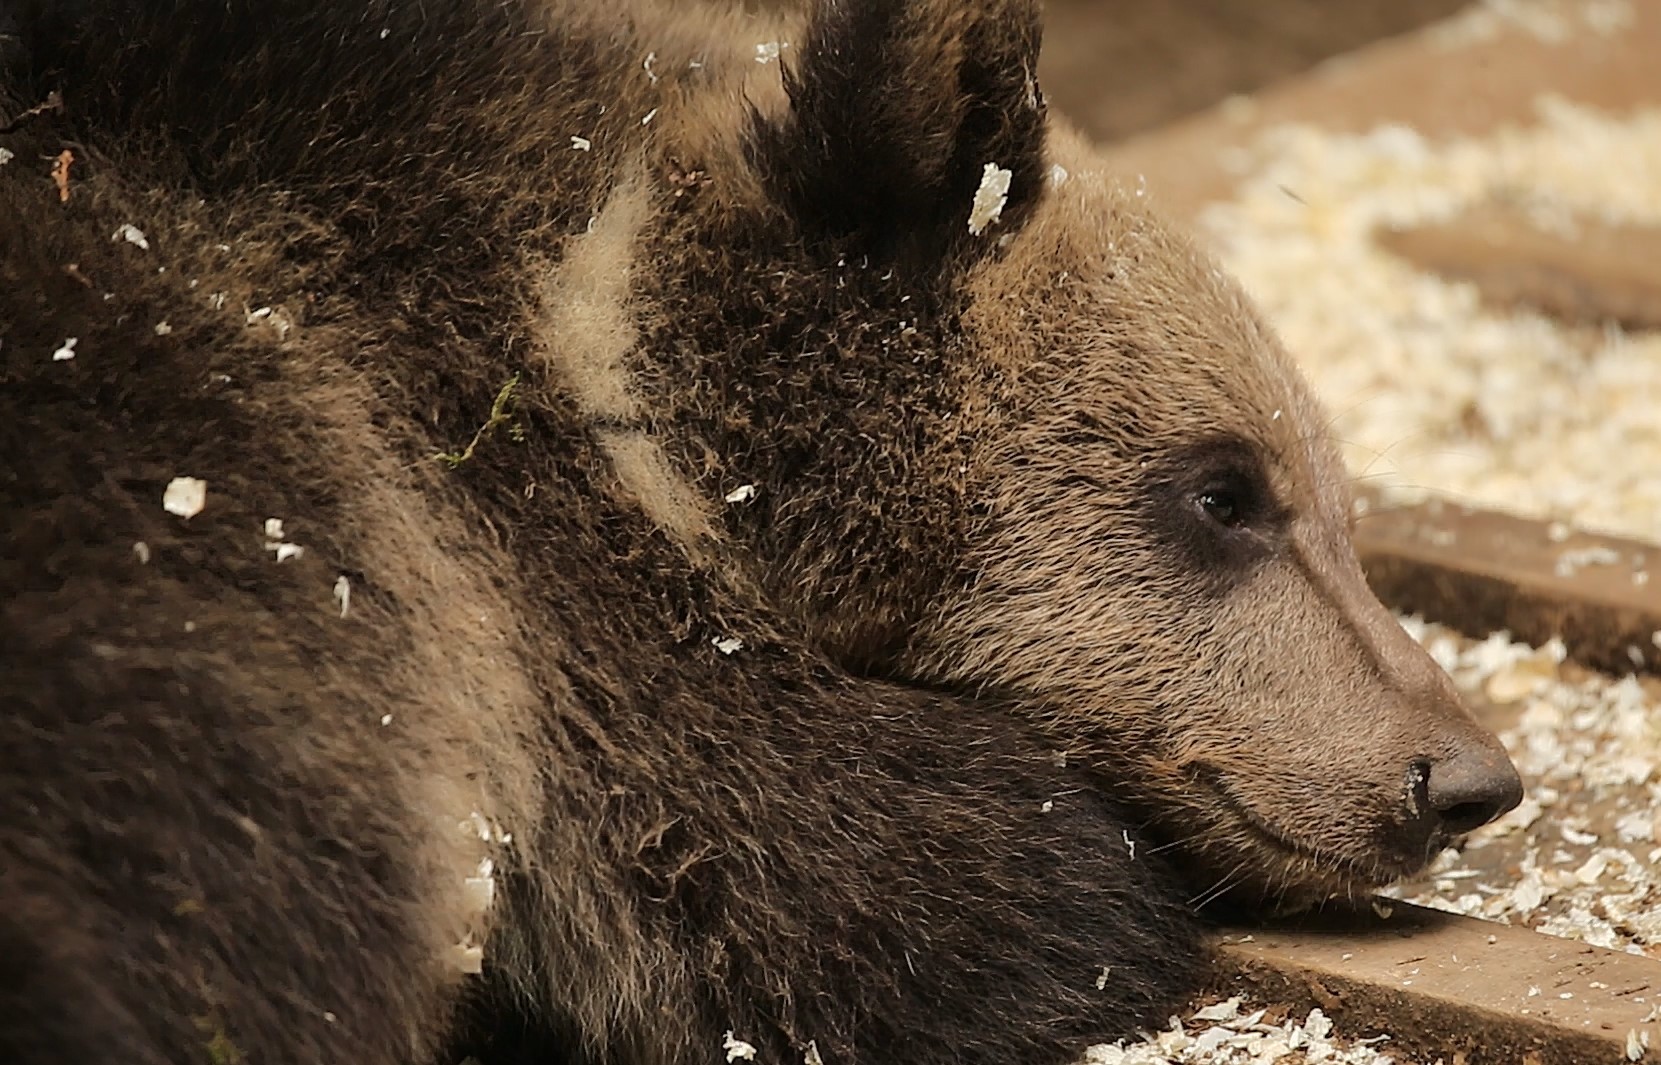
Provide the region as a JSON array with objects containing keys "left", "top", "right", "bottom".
[{"left": 0, "top": 2, "right": 1519, "bottom": 1064}]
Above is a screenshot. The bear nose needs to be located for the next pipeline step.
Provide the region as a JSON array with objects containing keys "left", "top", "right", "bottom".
[{"left": 1422, "top": 747, "right": 1524, "bottom": 835}]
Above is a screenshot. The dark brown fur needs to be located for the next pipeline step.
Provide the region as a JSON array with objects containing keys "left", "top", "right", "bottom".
[{"left": 0, "top": 2, "right": 1518, "bottom": 1064}]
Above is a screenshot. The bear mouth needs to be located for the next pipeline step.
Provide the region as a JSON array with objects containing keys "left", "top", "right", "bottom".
[{"left": 1202, "top": 773, "right": 1428, "bottom": 895}]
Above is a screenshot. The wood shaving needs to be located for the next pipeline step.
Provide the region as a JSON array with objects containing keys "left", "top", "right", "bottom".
[
  {"left": 263, "top": 520, "right": 303, "bottom": 562},
  {"left": 163, "top": 476, "right": 207, "bottom": 519},
  {"left": 968, "top": 163, "right": 1013, "bottom": 236},
  {"left": 450, "top": 942, "right": 484, "bottom": 975},
  {"left": 723, "top": 1032, "right": 758, "bottom": 1062},
  {"left": 1088, "top": 1005, "right": 1393, "bottom": 1065},
  {"left": 463, "top": 857, "right": 496, "bottom": 913},
  {"left": 112, "top": 223, "right": 150, "bottom": 251}
]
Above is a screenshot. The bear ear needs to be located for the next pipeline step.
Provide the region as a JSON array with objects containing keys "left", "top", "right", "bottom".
[{"left": 750, "top": 0, "right": 1048, "bottom": 266}]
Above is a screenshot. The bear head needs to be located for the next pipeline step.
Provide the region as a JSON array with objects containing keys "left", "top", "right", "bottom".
[{"left": 636, "top": 0, "right": 1523, "bottom": 911}]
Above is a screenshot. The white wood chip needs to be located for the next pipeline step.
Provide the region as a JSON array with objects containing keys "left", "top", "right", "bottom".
[
  {"left": 112, "top": 223, "right": 150, "bottom": 250},
  {"left": 967, "top": 163, "right": 1013, "bottom": 236},
  {"left": 723, "top": 1031, "right": 757, "bottom": 1062},
  {"left": 464, "top": 858, "right": 496, "bottom": 912},
  {"left": 163, "top": 476, "right": 207, "bottom": 519},
  {"left": 1192, "top": 996, "right": 1242, "bottom": 1022}
]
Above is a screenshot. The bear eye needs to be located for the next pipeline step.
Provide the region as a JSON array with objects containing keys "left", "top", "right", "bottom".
[
  {"left": 1143, "top": 435, "right": 1285, "bottom": 572},
  {"left": 1198, "top": 488, "right": 1245, "bottom": 528},
  {"left": 1194, "top": 471, "right": 1261, "bottom": 531}
]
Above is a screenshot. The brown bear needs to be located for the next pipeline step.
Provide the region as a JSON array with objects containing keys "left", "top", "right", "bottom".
[{"left": 0, "top": 1, "right": 1522, "bottom": 1064}]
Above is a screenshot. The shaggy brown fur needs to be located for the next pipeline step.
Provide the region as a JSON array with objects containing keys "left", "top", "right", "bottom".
[{"left": 0, "top": 2, "right": 1519, "bottom": 1064}]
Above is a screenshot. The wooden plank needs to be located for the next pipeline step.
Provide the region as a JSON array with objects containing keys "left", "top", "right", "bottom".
[
  {"left": 1353, "top": 493, "right": 1661, "bottom": 675},
  {"left": 1035, "top": 0, "right": 1468, "bottom": 144},
  {"left": 1377, "top": 202, "right": 1661, "bottom": 332},
  {"left": 1213, "top": 902, "right": 1661, "bottom": 1065}
]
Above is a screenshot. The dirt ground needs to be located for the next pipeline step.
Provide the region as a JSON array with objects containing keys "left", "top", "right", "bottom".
[{"left": 1036, "top": 0, "right": 1472, "bottom": 143}]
